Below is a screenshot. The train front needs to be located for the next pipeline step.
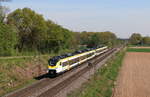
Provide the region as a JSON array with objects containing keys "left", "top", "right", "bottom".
[{"left": 48, "top": 58, "right": 59, "bottom": 76}]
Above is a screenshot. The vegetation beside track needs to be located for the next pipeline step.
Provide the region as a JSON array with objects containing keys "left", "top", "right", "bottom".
[
  {"left": 127, "top": 48, "right": 150, "bottom": 52},
  {"left": 0, "top": 56, "right": 47, "bottom": 96},
  {"left": 68, "top": 49, "right": 125, "bottom": 97},
  {"left": 0, "top": 48, "right": 77, "bottom": 96}
]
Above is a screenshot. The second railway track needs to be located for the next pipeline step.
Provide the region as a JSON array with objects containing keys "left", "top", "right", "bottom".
[{"left": 4, "top": 48, "right": 120, "bottom": 97}]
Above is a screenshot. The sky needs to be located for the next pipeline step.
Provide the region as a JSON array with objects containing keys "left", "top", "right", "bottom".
[{"left": 2, "top": 0, "right": 150, "bottom": 38}]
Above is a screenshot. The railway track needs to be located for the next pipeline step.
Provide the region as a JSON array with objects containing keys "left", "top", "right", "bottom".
[{"left": 4, "top": 48, "right": 120, "bottom": 97}]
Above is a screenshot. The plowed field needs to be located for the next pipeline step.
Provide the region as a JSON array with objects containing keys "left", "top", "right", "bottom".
[{"left": 114, "top": 52, "right": 150, "bottom": 97}]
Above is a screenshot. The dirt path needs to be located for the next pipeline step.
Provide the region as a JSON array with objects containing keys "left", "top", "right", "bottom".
[{"left": 114, "top": 52, "right": 150, "bottom": 97}]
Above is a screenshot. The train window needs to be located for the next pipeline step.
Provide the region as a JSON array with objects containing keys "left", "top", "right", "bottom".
[
  {"left": 79, "top": 55, "right": 87, "bottom": 60},
  {"left": 80, "top": 56, "right": 84, "bottom": 60},
  {"left": 76, "top": 57, "right": 79, "bottom": 62},
  {"left": 74, "top": 58, "right": 79, "bottom": 63},
  {"left": 87, "top": 53, "right": 92, "bottom": 57},
  {"left": 84, "top": 55, "right": 87, "bottom": 59},
  {"left": 69, "top": 58, "right": 79, "bottom": 65},
  {"left": 73, "top": 58, "right": 77, "bottom": 64},
  {"left": 62, "top": 61, "right": 68, "bottom": 66},
  {"left": 87, "top": 54, "right": 89, "bottom": 57},
  {"left": 70, "top": 60, "right": 73, "bottom": 64},
  {"left": 97, "top": 50, "right": 102, "bottom": 53},
  {"left": 69, "top": 59, "right": 73, "bottom": 65}
]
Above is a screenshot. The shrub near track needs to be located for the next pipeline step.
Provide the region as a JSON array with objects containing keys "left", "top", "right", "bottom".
[{"left": 68, "top": 49, "right": 125, "bottom": 97}]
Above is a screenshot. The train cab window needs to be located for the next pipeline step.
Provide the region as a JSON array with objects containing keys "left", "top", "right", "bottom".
[{"left": 49, "top": 59, "right": 59, "bottom": 66}]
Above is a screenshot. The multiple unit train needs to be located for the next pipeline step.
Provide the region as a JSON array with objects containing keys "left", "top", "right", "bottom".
[{"left": 48, "top": 46, "right": 108, "bottom": 75}]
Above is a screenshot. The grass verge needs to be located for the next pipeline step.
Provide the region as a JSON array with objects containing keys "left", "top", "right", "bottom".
[
  {"left": 127, "top": 48, "right": 150, "bottom": 52},
  {"left": 68, "top": 49, "right": 125, "bottom": 97},
  {"left": 128, "top": 45, "right": 150, "bottom": 47}
]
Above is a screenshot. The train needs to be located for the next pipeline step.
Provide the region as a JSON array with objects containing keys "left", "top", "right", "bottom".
[{"left": 47, "top": 46, "right": 108, "bottom": 76}]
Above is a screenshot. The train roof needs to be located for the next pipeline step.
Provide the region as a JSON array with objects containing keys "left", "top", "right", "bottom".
[{"left": 48, "top": 46, "right": 106, "bottom": 62}]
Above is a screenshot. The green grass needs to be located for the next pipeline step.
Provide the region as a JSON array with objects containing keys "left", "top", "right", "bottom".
[
  {"left": 127, "top": 48, "right": 150, "bottom": 52},
  {"left": 68, "top": 49, "right": 125, "bottom": 97},
  {"left": 128, "top": 44, "right": 150, "bottom": 47}
]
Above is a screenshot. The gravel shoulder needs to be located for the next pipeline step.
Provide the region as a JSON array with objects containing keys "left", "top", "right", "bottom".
[{"left": 114, "top": 52, "right": 150, "bottom": 97}]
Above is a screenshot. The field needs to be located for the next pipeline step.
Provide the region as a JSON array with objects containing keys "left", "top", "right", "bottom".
[
  {"left": 113, "top": 52, "right": 150, "bottom": 97},
  {"left": 128, "top": 45, "right": 150, "bottom": 48},
  {"left": 127, "top": 47, "right": 150, "bottom": 52}
]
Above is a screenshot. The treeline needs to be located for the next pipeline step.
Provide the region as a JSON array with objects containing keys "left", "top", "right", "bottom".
[
  {"left": 75, "top": 31, "right": 118, "bottom": 48},
  {"left": 0, "top": 7, "right": 119, "bottom": 56},
  {"left": 129, "top": 33, "right": 150, "bottom": 45}
]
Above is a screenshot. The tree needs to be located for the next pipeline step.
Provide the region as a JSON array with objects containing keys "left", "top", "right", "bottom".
[
  {"left": 0, "top": 6, "right": 5, "bottom": 22},
  {"left": 80, "top": 32, "right": 95, "bottom": 46},
  {"left": 87, "top": 33, "right": 100, "bottom": 47},
  {"left": 6, "top": 8, "right": 77, "bottom": 54},
  {"left": 71, "top": 32, "right": 80, "bottom": 49},
  {"left": 7, "top": 8, "right": 47, "bottom": 52},
  {"left": 129, "top": 33, "right": 142, "bottom": 45},
  {"left": 0, "top": 0, "right": 17, "bottom": 56},
  {"left": 142, "top": 37, "right": 150, "bottom": 45},
  {"left": 98, "top": 31, "right": 117, "bottom": 47},
  {"left": 79, "top": 31, "right": 117, "bottom": 48},
  {"left": 0, "top": 22, "right": 17, "bottom": 56},
  {"left": 0, "top": 3, "right": 9, "bottom": 23},
  {"left": 38, "top": 20, "right": 75, "bottom": 53}
]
